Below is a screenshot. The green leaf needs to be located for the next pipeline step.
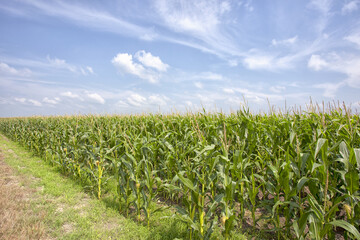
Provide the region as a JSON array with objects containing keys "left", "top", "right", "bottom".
[
  {"left": 308, "top": 214, "right": 321, "bottom": 240},
  {"left": 164, "top": 141, "right": 175, "bottom": 153},
  {"left": 339, "top": 141, "right": 349, "bottom": 160},
  {"left": 297, "top": 177, "right": 310, "bottom": 193},
  {"left": 177, "top": 173, "right": 196, "bottom": 191},
  {"left": 225, "top": 215, "right": 236, "bottom": 233},
  {"left": 204, "top": 221, "right": 214, "bottom": 240},
  {"left": 175, "top": 205, "right": 188, "bottom": 216},
  {"left": 314, "top": 138, "right": 327, "bottom": 159},
  {"left": 196, "top": 144, "right": 215, "bottom": 158},
  {"left": 354, "top": 148, "right": 360, "bottom": 169},
  {"left": 293, "top": 211, "right": 311, "bottom": 239},
  {"left": 153, "top": 206, "right": 170, "bottom": 214},
  {"left": 206, "top": 194, "right": 224, "bottom": 219},
  {"left": 308, "top": 195, "right": 324, "bottom": 221},
  {"left": 329, "top": 220, "right": 360, "bottom": 240},
  {"left": 345, "top": 169, "right": 359, "bottom": 195}
]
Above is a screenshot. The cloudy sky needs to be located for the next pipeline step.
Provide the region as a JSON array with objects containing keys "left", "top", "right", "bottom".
[{"left": 0, "top": 0, "right": 360, "bottom": 116}]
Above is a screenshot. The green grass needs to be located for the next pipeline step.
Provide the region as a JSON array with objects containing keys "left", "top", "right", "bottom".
[
  {"left": 0, "top": 135, "right": 247, "bottom": 240},
  {"left": 0, "top": 135, "right": 169, "bottom": 239}
]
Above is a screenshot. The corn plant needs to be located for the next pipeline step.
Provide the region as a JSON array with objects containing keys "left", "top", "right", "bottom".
[{"left": 0, "top": 104, "right": 359, "bottom": 239}]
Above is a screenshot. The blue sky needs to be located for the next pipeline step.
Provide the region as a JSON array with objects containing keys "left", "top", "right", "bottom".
[{"left": 0, "top": 0, "right": 360, "bottom": 116}]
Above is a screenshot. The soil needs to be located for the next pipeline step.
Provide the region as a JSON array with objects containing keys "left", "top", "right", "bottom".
[{"left": 0, "top": 150, "right": 48, "bottom": 240}]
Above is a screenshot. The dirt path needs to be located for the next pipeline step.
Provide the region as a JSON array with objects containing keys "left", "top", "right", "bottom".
[{"left": 0, "top": 149, "right": 49, "bottom": 240}]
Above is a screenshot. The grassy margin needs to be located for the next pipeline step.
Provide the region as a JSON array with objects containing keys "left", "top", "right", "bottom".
[{"left": 0, "top": 134, "right": 248, "bottom": 239}]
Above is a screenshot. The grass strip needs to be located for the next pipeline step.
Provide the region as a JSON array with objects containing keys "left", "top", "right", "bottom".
[{"left": 1, "top": 135, "right": 249, "bottom": 239}]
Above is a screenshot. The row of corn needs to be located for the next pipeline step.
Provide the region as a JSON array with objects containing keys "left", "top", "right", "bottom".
[{"left": 0, "top": 108, "right": 359, "bottom": 239}]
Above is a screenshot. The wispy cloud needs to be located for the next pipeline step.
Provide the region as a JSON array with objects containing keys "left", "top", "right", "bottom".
[
  {"left": 43, "top": 97, "right": 60, "bottom": 105},
  {"left": 154, "top": 0, "right": 242, "bottom": 58},
  {"left": 272, "top": 36, "right": 298, "bottom": 46},
  {"left": 47, "top": 56, "right": 94, "bottom": 75},
  {"left": 344, "top": 31, "right": 360, "bottom": 48},
  {"left": 308, "top": 53, "right": 360, "bottom": 88},
  {"left": 148, "top": 95, "right": 169, "bottom": 106},
  {"left": 270, "top": 86, "right": 286, "bottom": 93},
  {"left": 60, "top": 91, "right": 83, "bottom": 100},
  {"left": 28, "top": 99, "right": 42, "bottom": 106},
  {"left": 307, "top": 0, "right": 332, "bottom": 33},
  {"left": 1, "top": 0, "right": 342, "bottom": 75},
  {"left": 223, "top": 88, "right": 235, "bottom": 94},
  {"left": 197, "top": 72, "right": 223, "bottom": 81},
  {"left": 15, "top": 97, "right": 42, "bottom": 106},
  {"left": 0, "top": 55, "right": 94, "bottom": 77},
  {"left": 243, "top": 53, "right": 293, "bottom": 71},
  {"left": 116, "top": 92, "right": 170, "bottom": 108},
  {"left": 308, "top": 54, "right": 328, "bottom": 71},
  {"left": 313, "top": 82, "right": 345, "bottom": 98},
  {"left": 342, "top": 0, "right": 360, "bottom": 14},
  {"left": 127, "top": 93, "right": 147, "bottom": 107},
  {"left": 15, "top": 97, "right": 26, "bottom": 103},
  {"left": 0, "top": 62, "right": 32, "bottom": 76},
  {"left": 8, "top": 0, "right": 156, "bottom": 41},
  {"left": 194, "top": 82, "right": 203, "bottom": 89}
]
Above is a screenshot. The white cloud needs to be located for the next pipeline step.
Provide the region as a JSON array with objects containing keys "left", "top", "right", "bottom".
[
  {"left": 243, "top": 53, "right": 293, "bottom": 71},
  {"left": 226, "top": 96, "right": 244, "bottom": 106},
  {"left": 308, "top": 0, "right": 332, "bottom": 14},
  {"left": 28, "top": 99, "right": 42, "bottom": 107},
  {"left": 272, "top": 36, "right": 298, "bottom": 46},
  {"left": 46, "top": 56, "right": 76, "bottom": 74},
  {"left": 344, "top": 32, "right": 360, "bottom": 48},
  {"left": 86, "top": 66, "right": 94, "bottom": 74},
  {"left": 155, "top": 0, "right": 224, "bottom": 34},
  {"left": 195, "top": 93, "right": 215, "bottom": 104},
  {"left": 185, "top": 100, "right": 193, "bottom": 106},
  {"left": 15, "top": 97, "right": 26, "bottom": 103},
  {"left": 116, "top": 100, "right": 129, "bottom": 107},
  {"left": 46, "top": 56, "right": 93, "bottom": 75},
  {"left": 43, "top": 97, "right": 60, "bottom": 104},
  {"left": 87, "top": 93, "right": 105, "bottom": 104},
  {"left": 270, "top": 86, "right": 286, "bottom": 93},
  {"left": 243, "top": 55, "right": 273, "bottom": 70},
  {"left": 243, "top": 0, "right": 254, "bottom": 12},
  {"left": 112, "top": 51, "right": 169, "bottom": 83},
  {"left": 342, "top": 0, "right": 360, "bottom": 14},
  {"left": 127, "top": 93, "right": 147, "bottom": 107},
  {"left": 14, "top": 97, "right": 43, "bottom": 106},
  {"left": 220, "top": 1, "right": 231, "bottom": 14},
  {"left": 0, "top": 97, "right": 9, "bottom": 105},
  {"left": 0, "top": 62, "right": 32, "bottom": 77},
  {"left": 308, "top": 54, "right": 328, "bottom": 71},
  {"left": 148, "top": 95, "right": 168, "bottom": 106},
  {"left": 196, "top": 72, "right": 223, "bottom": 81},
  {"left": 194, "top": 82, "right": 203, "bottom": 89},
  {"left": 308, "top": 53, "right": 360, "bottom": 88},
  {"left": 314, "top": 82, "right": 344, "bottom": 98},
  {"left": 223, "top": 88, "right": 235, "bottom": 94},
  {"left": 60, "top": 91, "right": 83, "bottom": 100},
  {"left": 307, "top": 0, "right": 332, "bottom": 35},
  {"left": 228, "top": 59, "right": 238, "bottom": 67},
  {"left": 154, "top": 0, "right": 241, "bottom": 58},
  {"left": 112, "top": 53, "right": 145, "bottom": 77},
  {"left": 229, "top": 87, "right": 285, "bottom": 103},
  {"left": 134, "top": 50, "right": 169, "bottom": 72}
]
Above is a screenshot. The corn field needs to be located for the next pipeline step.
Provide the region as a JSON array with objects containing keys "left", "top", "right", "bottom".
[{"left": 1, "top": 106, "right": 360, "bottom": 239}]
